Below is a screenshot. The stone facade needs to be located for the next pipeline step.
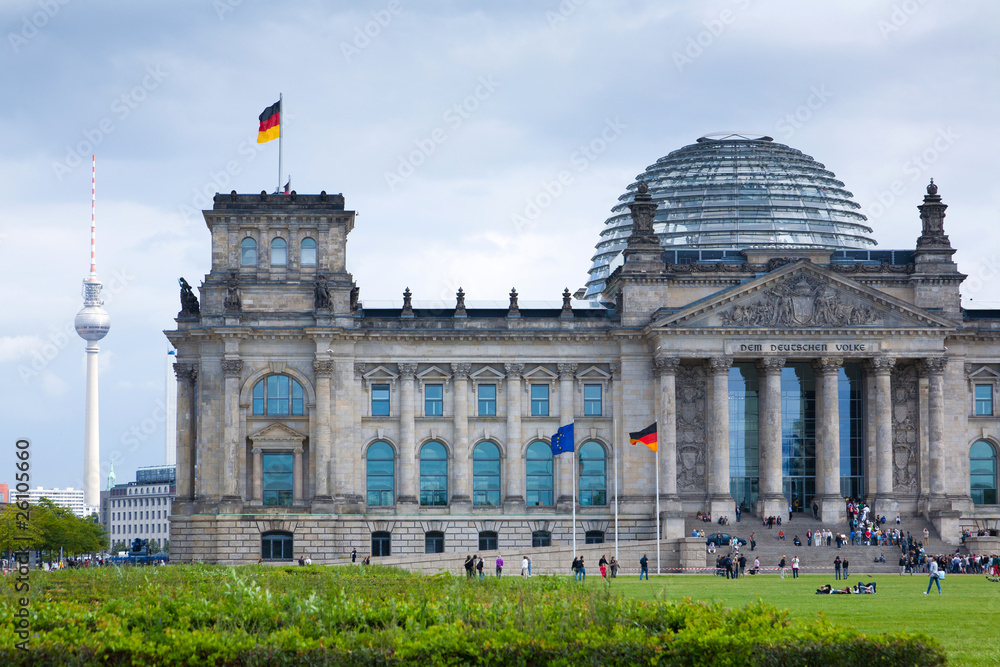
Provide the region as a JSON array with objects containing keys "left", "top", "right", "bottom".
[{"left": 166, "top": 183, "right": 1000, "bottom": 563}]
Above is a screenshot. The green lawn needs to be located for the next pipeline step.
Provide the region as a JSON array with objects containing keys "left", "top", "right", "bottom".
[{"left": 594, "top": 572, "right": 1000, "bottom": 667}]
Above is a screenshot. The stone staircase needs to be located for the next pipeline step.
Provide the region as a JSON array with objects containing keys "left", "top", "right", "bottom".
[{"left": 688, "top": 514, "right": 957, "bottom": 576}]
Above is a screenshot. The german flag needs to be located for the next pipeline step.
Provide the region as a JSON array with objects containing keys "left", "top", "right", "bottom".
[
  {"left": 629, "top": 422, "right": 657, "bottom": 452},
  {"left": 257, "top": 101, "right": 280, "bottom": 143}
]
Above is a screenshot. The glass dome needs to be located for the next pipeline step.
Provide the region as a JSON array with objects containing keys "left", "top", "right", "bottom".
[{"left": 584, "top": 134, "right": 875, "bottom": 298}]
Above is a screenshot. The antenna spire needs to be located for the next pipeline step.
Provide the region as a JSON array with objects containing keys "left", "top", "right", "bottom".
[{"left": 90, "top": 154, "right": 97, "bottom": 280}]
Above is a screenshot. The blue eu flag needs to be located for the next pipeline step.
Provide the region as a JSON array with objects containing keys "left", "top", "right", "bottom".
[{"left": 551, "top": 423, "right": 575, "bottom": 456}]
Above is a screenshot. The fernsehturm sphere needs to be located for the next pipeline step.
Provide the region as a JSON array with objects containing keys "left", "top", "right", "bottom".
[{"left": 74, "top": 156, "right": 110, "bottom": 508}]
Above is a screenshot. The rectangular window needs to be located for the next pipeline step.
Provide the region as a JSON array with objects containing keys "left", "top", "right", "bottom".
[
  {"left": 371, "top": 384, "right": 390, "bottom": 416},
  {"left": 531, "top": 384, "right": 549, "bottom": 416},
  {"left": 478, "top": 384, "right": 496, "bottom": 416},
  {"left": 583, "top": 384, "right": 602, "bottom": 416},
  {"left": 425, "top": 384, "right": 443, "bottom": 416},
  {"left": 262, "top": 452, "right": 294, "bottom": 506},
  {"left": 975, "top": 384, "right": 993, "bottom": 416}
]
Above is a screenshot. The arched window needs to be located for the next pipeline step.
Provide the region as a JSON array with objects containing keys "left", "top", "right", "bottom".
[
  {"left": 478, "top": 530, "right": 498, "bottom": 551},
  {"left": 270, "top": 237, "right": 287, "bottom": 266},
  {"left": 525, "top": 441, "right": 553, "bottom": 506},
  {"left": 240, "top": 237, "right": 257, "bottom": 266},
  {"left": 585, "top": 530, "right": 605, "bottom": 544},
  {"left": 366, "top": 441, "right": 395, "bottom": 507},
  {"left": 252, "top": 375, "right": 305, "bottom": 415},
  {"left": 425, "top": 531, "right": 444, "bottom": 554},
  {"left": 971, "top": 440, "right": 998, "bottom": 505},
  {"left": 300, "top": 237, "right": 317, "bottom": 266},
  {"left": 261, "top": 531, "right": 293, "bottom": 560},
  {"left": 420, "top": 441, "right": 448, "bottom": 506},
  {"left": 371, "top": 531, "right": 391, "bottom": 557},
  {"left": 531, "top": 530, "right": 551, "bottom": 548},
  {"left": 473, "top": 442, "right": 501, "bottom": 506},
  {"left": 579, "top": 441, "right": 607, "bottom": 506}
]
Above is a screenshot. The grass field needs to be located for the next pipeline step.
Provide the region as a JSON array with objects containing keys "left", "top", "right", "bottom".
[{"left": 592, "top": 572, "right": 1000, "bottom": 666}]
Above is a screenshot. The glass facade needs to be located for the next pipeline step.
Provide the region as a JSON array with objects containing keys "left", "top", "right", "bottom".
[
  {"left": 729, "top": 364, "right": 759, "bottom": 512},
  {"left": 585, "top": 135, "right": 875, "bottom": 297},
  {"left": 781, "top": 364, "right": 816, "bottom": 512},
  {"left": 839, "top": 364, "right": 866, "bottom": 500},
  {"left": 472, "top": 442, "right": 501, "bottom": 506},
  {"left": 262, "top": 453, "right": 293, "bottom": 506},
  {"left": 525, "top": 441, "right": 553, "bottom": 506}
]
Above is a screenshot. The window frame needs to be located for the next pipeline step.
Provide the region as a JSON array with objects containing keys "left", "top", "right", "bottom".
[
  {"left": 371, "top": 531, "right": 391, "bottom": 557},
  {"left": 478, "top": 531, "right": 498, "bottom": 551},
  {"left": 971, "top": 440, "right": 998, "bottom": 505},
  {"left": 262, "top": 452, "right": 294, "bottom": 507},
  {"left": 583, "top": 383, "right": 603, "bottom": 416},
  {"left": 419, "top": 441, "right": 449, "bottom": 506},
  {"left": 251, "top": 375, "right": 305, "bottom": 416},
  {"left": 240, "top": 237, "right": 257, "bottom": 266},
  {"left": 578, "top": 441, "right": 608, "bottom": 506},
  {"left": 584, "top": 530, "right": 605, "bottom": 545},
  {"left": 261, "top": 531, "right": 293, "bottom": 561},
  {"left": 525, "top": 441, "right": 554, "bottom": 507},
  {"left": 477, "top": 383, "right": 497, "bottom": 416},
  {"left": 472, "top": 441, "right": 501, "bottom": 507},
  {"left": 424, "top": 531, "right": 445, "bottom": 554},
  {"left": 270, "top": 237, "right": 287, "bottom": 266},
  {"left": 975, "top": 384, "right": 994, "bottom": 416},
  {"left": 531, "top": 530, "right": 551, "bottom": 548},
  {"left": 366, "top": 441, "right": 395, "bottom": 507},
  {"left": 371, "top": 383, "right": 391, "bottom": 417},
  {"left": 424, "top": 383, "right": 444, "bottom": 417},
  {"left": 300, "top": 237, "right": 317, "bottom": 267},
  {"left": 530, "top": 384, "right": 550, "bottom": 417}
]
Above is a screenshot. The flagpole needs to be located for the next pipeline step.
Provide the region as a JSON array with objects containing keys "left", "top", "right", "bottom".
[
  {"left": 613, "top": 416, "right": 619, "bottom": 563},
  {"left": 656, "top": 442, "right": 661, "bottom": 576},
  {"left": 277, "top": 92, "right": 283, "bottom": 193},
  {"left": 572, "top": 450, "right": 577, "bottom": 560}
]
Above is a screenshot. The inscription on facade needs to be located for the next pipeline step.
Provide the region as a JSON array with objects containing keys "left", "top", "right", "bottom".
[{"left": 725, "top": 340, "right": 880, "bottom": 356}]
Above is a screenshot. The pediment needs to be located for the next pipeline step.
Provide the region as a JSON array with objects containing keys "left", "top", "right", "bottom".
[
  {"left": 653, "top": 261, "right": 955, "bottom": 331},
  {"left": 470, "top": 365, "right": 505, "bottom": 381},
  {"left": 416, "top": 365, "right": 452, "bottom": 382},
  {"left": 249, "top": 422, "right": 306, "bottom": 443},
  {"left": 576, "top": 365, "right": 612, "bottom": 382},
  {"left": 968, "top": 365, "right": 1000, "bottom": 380},
  {"left": 362, "top": 365, "right": 398, "bottom": 384},
  {"left": 523, "top": 365, "right": 558, "bottom": 382}
]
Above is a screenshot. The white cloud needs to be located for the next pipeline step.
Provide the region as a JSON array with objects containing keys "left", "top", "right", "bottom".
[{"left": 0, "top": 335, "right": 45, "bottom": 363}]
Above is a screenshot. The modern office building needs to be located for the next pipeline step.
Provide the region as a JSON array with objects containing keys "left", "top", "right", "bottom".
[
  {"left": 24, "top": 486, "right": 92, "bottom": 518},
  {"left": 166, "top": 135, "right": 1000, "bottom": 563},
  {"left": 105, "top": 465, "right": 176, "bottom": 549}
]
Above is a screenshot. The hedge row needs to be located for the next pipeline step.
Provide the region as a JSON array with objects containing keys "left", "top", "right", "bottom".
[{"left": 0, "top": 565, "right": 944, "bottom": 666}]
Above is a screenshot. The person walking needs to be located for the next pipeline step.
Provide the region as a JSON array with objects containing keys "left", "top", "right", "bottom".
[
  {"left": 639, "top": 554, "right": 649, "bottom": 580},
  {"left": 899, "top": 554, "right": 906, "bottom": 576},
  {"left": 779, "top": 555, "right": 787, "bottom": 579},
  {"left": 834, "top": 556, "right": 842, "bottom": 580},
  {"left": 579, "top": 556, "right": 586, "bottom": 581},
  {"left": 750, "top": 532, "right": 756, "bottom": 552},
  {"left": 571, "top": 556, "right": 581, "bottom": 581},
  {"left": 738, "top": 553, "right": 747, "bottom": 578},
  {"left": 521, "top": 556, "right": 529, "bottom": 577},
  {"left": 925, "top": 557, "right": 942, "bottom": 594},
  {"left": 495, "top": 554, "right": 503, "bottom": 578},
  {"left": 527, "top": 556, "right": 532, "bottom": 577},
  {"left": 609, "top": 557, "right": 619, "bottom": 578}
]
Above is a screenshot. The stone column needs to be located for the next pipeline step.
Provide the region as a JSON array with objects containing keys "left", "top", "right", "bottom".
[
  {"left": 398, "top": 363, "right": 418, "bottom": 507},
  {"left": 251, "top": 447, "right": 262, "bottom": 502},
  {"left": 653, "top": 356, "right": 680, "bottom": 500},
  {"left": 220, "top": 358, "right": 243, "bottom": 504},
  {"left": 451, "top": 363, "right": 472, "bottom": 509},
  {"left": 504, "top": 363, "right": 525, "bottom": 510},
  {"left": 312, "top": 359, "right": 334, "bottom": 500},
  {"left": 173, "top": 363, "right": 197, "bottom": 502},
  {"left": 814, "top": 357, "right": 844, "bottom": 523},
  {"left": 924, "top": 357, "right": 948, "bottom": 503},
  {"left": 870, "top": 356, "right": 897, "bottom": 516},
  {"left": 556, "top": 363, "right": 576, "bottom": 511},
  {"left": 757, "top": 357, "right": 786, "bottom": 518},
  {"left": 293, "top": 445, "right": 304, "bottom": 504},
  {"left": 708, "top": 356, "right": 733, "bottom": 519}
]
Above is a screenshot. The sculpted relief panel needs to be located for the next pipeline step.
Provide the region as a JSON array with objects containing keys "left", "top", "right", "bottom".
[
  {"left": 720, "top": 275, "right": 884, "bottom": 327},
  {"left": 891, "top": 363, "right": 919, "bottom": 494},
  {"left": 675, "top": 363, "right": 707, "bottom": 494}
]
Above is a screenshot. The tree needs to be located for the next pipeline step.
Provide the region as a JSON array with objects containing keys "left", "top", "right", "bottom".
[
  {"left": 0, "top": 503, "right": 45, "bottom": 554},
  {"left": 31, "top": 499, "right": 108, "bottom": 557},
  {"left": 148, "top": 539, "right": 161, "bottom": 554},
  {"left": 163, "top": 540, "right": 170, "bottom": 554},
  {"left": 111, "top": 540, "right": 127, "bottom": 554}
]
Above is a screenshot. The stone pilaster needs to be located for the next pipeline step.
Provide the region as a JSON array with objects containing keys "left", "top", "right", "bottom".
[
  {"left": 923, "top": 357, "right": 948, "bottom": 505},
  {"left": 173, "top": 362, "right": 197, "bottom": 503},
  {"left": 814, "top": 357, "right": 844, "bottom": 524},
  {"left": 556, "top": 363, "right": 576, "bottom": 510},
  {"left": 220, "top": 358, "right": 243, "bottom": 504},
  {"left": 504, "top": 363, "right": 525, "bottom": 510},
  {"left": 251, "top": 447, "right": 262, "bottom": 502},
  {"left": 707, "top": 356, "right": 733, "bottom": 519},
  {"left": 653, "top": 356, "right": 680, "bottom": 499},
  {"left": 451, "top": 363, "right": 472, "bottom": 509},
  {"left": 312, "top": 359, "right": 335, "bottom": 501},
  {"left": 870, "top": 356, "right": 898, "bottom": 516},
  {"left": 757, "top": 357, "right": 786, "bottom": 518},
  {"left": 398, "top": 363, "right": 418, "bottom": 507}
]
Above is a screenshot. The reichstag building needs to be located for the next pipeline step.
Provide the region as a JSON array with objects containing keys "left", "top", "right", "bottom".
[{"left": 167, "top": 134, "right": 999, "bottom": 563}]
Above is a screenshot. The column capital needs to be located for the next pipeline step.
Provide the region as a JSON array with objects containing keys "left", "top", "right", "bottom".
[
  {"left": 504, "top": 362, "right": 524, "bottom": 380},
  {"left": 398, "top": 362, "right": 418, "bottom": 378},
  {"left": 452, "top": 362, "right": 472, "bottom": 379},
  {"left": 609, "top": 361, "right": 622, "bottom": 380},
  {"left": 653, "top": 356, "right": 680, "bottom": 377},
  {"left": 173, "top": 362, "right": 198, "bottom": 382},
  {"left": 221, "top": 358, "right": 243, "bottom": 378},
  {"left": 756, "top": 357, "right": 786, "bottom": 375},
  {"left": 313, "top": 359, "right": 335, "bottom": 378},
  {"left": 250, "top": 447, "right": 262, "bottom": 455},
  {"left": 868, "top": 356, "right": 896, "bottom": 375},
  {"left": 921, "top": 357, "right": 948, "bottom": 376},
  {"left": 557, "top": 363, "right": 578, "bottom": 379},
  {"left": 353, "top": 362, "right": 366, "bottom": 379},
  {"left": 708, "top": 356, "right": 733, "bottom": 373},
  {"left": 812, "top": 356, "right": 844, "bottom": 376}
]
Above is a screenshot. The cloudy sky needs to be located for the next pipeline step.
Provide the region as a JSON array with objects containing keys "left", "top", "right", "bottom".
[{"left": 2, "top": 0, "right": 998, "bottom": 493}]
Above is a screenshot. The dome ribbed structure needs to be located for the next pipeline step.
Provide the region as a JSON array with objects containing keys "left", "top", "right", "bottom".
[{"left": 584, "top": 134, "right": 875, "bottom": 298}]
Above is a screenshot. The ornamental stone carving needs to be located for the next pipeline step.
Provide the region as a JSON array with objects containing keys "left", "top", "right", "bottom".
[
  {"left": 756, "top": 357, "right": 786, "bottom": 375},
  {"left": 609, "top": 361, "right": 622, "bottom": 380},
  {"left": 452, "top": 363, "right": 471, "bottom": 379},
  {"left": 891, "top": 362, "right": 919, "bottom": 494},
  {"left": 869, "top": 356, "right": 896, "bottom": 374},
  {"left": 652, "top": 356, "right": 680, "bottom": 377},
  {"left": 720, "top": 274, "right": 884, "bottom": 327},
  {"left": 557, "top": 363, "right": 578, "bottom": 379},
  {"left": 353, "top": 363, "right": 366, "bottom": 379},
  {"left": 812, "top": 356, "right": 844, "bottom": 376},
  {"left": 708, "top": 356, "right": 733, "bottom": 373},
  {"left": 173, "top": 362, "right": 198, "bottom": 382},
  {"left": 221, "top": 359, "right": 243, "bottom": 377},
  {"left": 398, "top": 363, "right": 418, "bottom": 379},
  {"left": 313, "top": 359, "right": 335, "bottom": 378},
  {"left": 675, "top": 363, "right": 707, "bottom": 493},
  {"left": 224, "top": 271, "right": 242, "bottom": 313},
  {"left": 504, "top": 363, "right": 524, "bottom": 380},
  {"left": 921, "top": 357, "right": 948, "bottom": 375}
]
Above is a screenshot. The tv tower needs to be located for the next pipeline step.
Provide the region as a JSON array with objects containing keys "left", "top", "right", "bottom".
[{"left": 74, "top": 155, "right": 111, "bottom": 508}]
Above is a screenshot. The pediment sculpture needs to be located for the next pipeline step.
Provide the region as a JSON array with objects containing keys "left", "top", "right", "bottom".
[{"left": 720, "top": 275, "right": 883, "bottom": 327}]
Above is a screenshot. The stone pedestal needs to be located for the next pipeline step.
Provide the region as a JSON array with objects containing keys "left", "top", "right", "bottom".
[
  {"left": 930, "top": 510, "right": 961, "bottom": 546},
  {"left": 817, "top": 495, "right": 845, "bottom": 524}
]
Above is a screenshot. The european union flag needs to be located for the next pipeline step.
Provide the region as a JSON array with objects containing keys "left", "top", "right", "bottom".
[{"left": 551, "top": 423, "right": 575, "bottom": 456}]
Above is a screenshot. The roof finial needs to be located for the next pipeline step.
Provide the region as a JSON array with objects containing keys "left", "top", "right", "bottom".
[{"left": 927, "top": 178, "right": 937, "bottom": 196}]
